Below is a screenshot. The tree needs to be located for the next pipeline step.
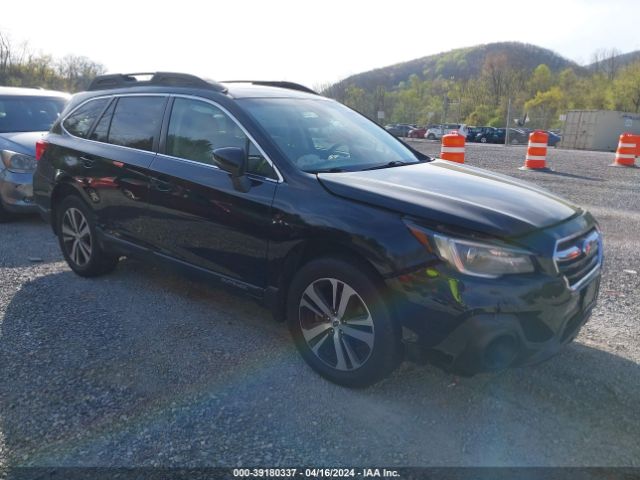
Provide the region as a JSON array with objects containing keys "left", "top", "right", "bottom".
[
  {"left": 56, "top": 55, "right": 106, "bottom": 91},
  {"left": 529, "top": 64, "right": 553, "bottom": 95},
  {"left": 343, "top": 86, "right": 369, "bottom": 116},
  {"left": 612, "top": 61, "right": 640, "bottom": 112},
  {"left": 482, "top": 53, "right": 509, "bottom": 106},
  {"left": 591, "top": 48, "right": 622, "bottom": 81},
  {"left": 0, "top": 30, "right": 104, "bottom": 91},
  {"left": 525, "top": 87, "right": 564, "bottom": 129},
  {"left": 465, "top": 105, "right": 494, "bottom": 125},
  {"left": 0, "top": 32, "right": 14, "bottom": 80}
]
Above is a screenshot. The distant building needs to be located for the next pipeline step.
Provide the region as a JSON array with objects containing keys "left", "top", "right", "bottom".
[{"left": 561, "top": 110, "right": 640, "bottom": 152}]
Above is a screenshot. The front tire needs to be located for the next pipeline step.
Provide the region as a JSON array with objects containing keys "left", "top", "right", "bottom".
[
  {"left": 287, "top": 257, "right": 401, "bottom": 387},
  {"left": 56, "top": 195, "right": 119, "bottom": 277}
]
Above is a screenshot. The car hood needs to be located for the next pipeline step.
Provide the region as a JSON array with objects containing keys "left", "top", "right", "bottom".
[
  {"left": 317, "top": 160, "right": 581, "bottom": 237},
  {"left": 0, "top": 131, "right": 46, "bottom": 156}
]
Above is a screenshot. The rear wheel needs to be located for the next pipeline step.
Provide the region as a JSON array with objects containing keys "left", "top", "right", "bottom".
[
  {"left": 426, "top": 133, "right": 436, "bottom": 140},
  {"left": 56, "top": 195, "right": 118, "bottom": 277},
  {"left": 287, "top": 257, "right": 401, "bottom": 387}
]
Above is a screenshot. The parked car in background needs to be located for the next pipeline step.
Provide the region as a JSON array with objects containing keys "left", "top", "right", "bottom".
[
  {"left": 35, "top": 72, "right": 602, "bottom": 387},
  {"left": 424, "top": 123, "right": 462, "bottom": 140},
  {"left": 546, "top": 131, "right": 562, "bottom": 147},
  {"left": 0, "top": 87, "right": 68, "bottom": 221},
  {"left": 384, "top": 123, "right": 416, "bottom": 137},
  {"left": 467, "top": 126, "right": 493, "bottom": 142},
  {"left": 506, "top": 128, "right": 530, "bottom": 145},
  {"left": 501, "top": 129, "right": 561, "bottom": 147},
  {"left": 408, "top": 125, "right": 434, "bottom": 138},
  {"left": 475, "top": 127, "right": 504, "bottom": 143},
  {"left": 465, "top": 126, "right": 479, "bottom": 141}
]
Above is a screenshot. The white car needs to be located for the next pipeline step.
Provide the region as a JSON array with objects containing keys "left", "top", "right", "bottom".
[{"left": 424, "top": 123, "right": 467, "bottom": 140}]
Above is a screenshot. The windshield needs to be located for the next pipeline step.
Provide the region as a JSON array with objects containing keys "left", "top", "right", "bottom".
[
  {"left": 0, "top": 96, "right": 67, "bottom": 133},
  {"left": 240, "top": 98, "right": 419, "bottom": 173}
]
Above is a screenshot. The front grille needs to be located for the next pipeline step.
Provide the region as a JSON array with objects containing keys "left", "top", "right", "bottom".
[{"left": 554, "top": 229, "right": 602, "bottom": 290}]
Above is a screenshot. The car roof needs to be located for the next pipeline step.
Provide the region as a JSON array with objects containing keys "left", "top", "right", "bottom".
[
  {"left": 222, "top": 83, "right": 322, "bottom": 100},
  {"left": 78, "top": 73, "right": 322, "bottom": 102},
  {"left": 0, "top": 86, "right": 69, "bottom": 98}
]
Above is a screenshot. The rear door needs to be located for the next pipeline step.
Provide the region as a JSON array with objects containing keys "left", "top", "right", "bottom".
[
  {"left": 80, "top": 95, "right": 168, "bottom": 245},
  {"left": 144, "top": 96, "right": 279, "bottom": 288}
]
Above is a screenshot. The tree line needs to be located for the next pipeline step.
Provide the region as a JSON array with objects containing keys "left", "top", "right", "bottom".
[
  {"left": 0, "top": 32, "right": 105, "bottom": 93},
  {"left": 324, "top": 50, "right": 640, "bottom": 130}
]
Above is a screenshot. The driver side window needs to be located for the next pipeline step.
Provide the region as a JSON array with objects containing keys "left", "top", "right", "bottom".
[{"left": 166, "top": 98, "right": 277, "bottom": 180}]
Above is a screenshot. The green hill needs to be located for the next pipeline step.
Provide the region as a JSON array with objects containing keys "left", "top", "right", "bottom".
[
  {"left": 587, "top": 49, "right": 640, "bottom": 73},
  {"left": 329, "top": 42, "right": 581, "bottom": 93}
]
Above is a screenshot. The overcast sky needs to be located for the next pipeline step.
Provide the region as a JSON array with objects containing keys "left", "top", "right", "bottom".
[{"left": 1, "top": 0, "right": 639, "bottom": 88}]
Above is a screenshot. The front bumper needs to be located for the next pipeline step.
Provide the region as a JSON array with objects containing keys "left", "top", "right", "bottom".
[
  {"left": 387, "top": 262, "right": 601, "bottom": 376},
  {"left": 0, "top": 169, "right": 37, "bottom": 214}
]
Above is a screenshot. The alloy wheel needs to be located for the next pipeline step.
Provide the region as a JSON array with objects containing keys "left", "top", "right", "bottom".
[
  {"left": 61, "top": 207, "right": 92, "bottom": 267},
  {"left": 298, "top": 278, "right": 375, "bottom": 371}
]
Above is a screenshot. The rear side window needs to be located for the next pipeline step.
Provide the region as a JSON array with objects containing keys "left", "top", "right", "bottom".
[
  {"left": 89, "top": 101, "right": 115, "bottom": 142},
  {"left": 63, "top": 98, "right": 109, "bottom": 138},
  {"left": 107, "top": 96, "right": 167, "bottom": 152}
]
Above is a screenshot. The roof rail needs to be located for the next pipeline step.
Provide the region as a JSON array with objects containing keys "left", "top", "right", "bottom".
[
  {"left": 223, "top": 80, "right": 317, "bottom": 95},
  {"left": 87, "top": 72, "right": 228, "bottom": 93}
]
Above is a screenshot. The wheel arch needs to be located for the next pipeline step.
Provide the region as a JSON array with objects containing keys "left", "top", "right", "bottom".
[
  {"left": 267, "top": 238, "right": 390, "bottom": 322},
  {"left": 49, "top": 178, "right": 91, "bottom": 234}
]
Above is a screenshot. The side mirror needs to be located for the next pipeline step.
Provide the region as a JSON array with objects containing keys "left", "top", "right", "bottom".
[
  {"left": 212, "top": 147, "right": 251, "bottom": 192},
  {"left": 213, "top": 147, "right": 246, "bottom": 176}
]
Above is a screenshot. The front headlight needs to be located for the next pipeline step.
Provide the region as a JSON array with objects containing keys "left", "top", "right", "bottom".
[
  {"left": 405, "top": 221, "right": 535, "bottom": 277},
  {"left": 433, "top": 235, "right": 535, "bottom": 277},
  {"left": 1, "top": 150, "right": 37, "bottom": 173}
]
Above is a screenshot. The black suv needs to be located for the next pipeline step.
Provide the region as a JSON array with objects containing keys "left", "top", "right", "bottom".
[{"left": 34, "top": 72, "right": 602, "bottom": 387}]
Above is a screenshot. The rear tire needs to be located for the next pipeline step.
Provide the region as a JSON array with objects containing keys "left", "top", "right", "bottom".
[
  {"left": 56, "top": 195, "right": 118, "bottom": 277},
  {"left": 426, "top": 133, "right": 436, "bottom": 140},
  {"left": 287, "top": 256, "right": 401, "bottom": 387}
]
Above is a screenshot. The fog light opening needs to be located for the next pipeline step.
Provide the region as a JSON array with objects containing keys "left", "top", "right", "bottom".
[{"left": 483, "top": 335, "right": 518, "bottom": 370}]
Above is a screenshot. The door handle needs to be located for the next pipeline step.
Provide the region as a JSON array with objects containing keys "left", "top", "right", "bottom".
[
  {"left": 80, "top": 157, "right": 94, "bottom": 169},
  {"left": 150, "top": 178, "right": 172, "bottom": 192}
]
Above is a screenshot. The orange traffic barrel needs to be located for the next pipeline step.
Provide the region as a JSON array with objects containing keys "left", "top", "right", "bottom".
[
  {"left": 609, "top": 133, "right": 638, "bottom": 167},
  {"left": 519, "top": 130, "right": 551, "bottom": 171},
  {"left": 440, "top": 132, "right": 465, "bottom": 163}
]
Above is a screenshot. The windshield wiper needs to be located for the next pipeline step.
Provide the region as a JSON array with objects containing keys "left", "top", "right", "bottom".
[
  {"left": 311, "top": 167, "right": 349, "bottom": 173},
  {"left": 360, "top": 160, "right": 411, "bottom": 171}
]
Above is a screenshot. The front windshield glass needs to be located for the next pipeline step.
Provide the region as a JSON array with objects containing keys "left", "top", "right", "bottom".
[
  {"left": 240, "top": 98, "right": 419, "bottom": 173},
  {"left": 0, "top": 96, "right": 67, "bottom": 133}
]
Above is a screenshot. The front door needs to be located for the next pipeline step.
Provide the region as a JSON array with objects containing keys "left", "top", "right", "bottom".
[{"left": 145, "top": 97, "right": 280, "bottom": 288}]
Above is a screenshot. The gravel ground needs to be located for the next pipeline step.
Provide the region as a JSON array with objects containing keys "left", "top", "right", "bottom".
[{"left": 1, "top": 143, "right": 639, "bottom": 468}]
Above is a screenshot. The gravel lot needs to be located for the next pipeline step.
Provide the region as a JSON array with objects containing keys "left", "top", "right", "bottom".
[{"left": 1, "top": 143, "right": 639, "bottom": 468}]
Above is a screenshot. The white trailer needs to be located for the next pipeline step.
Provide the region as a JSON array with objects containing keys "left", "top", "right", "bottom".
[{"left": 561, "top": 110, "right": 640, "bottom": 152}]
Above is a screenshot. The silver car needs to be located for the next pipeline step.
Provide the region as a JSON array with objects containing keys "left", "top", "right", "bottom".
[{"left": 0, "top": 87, "right": 68, "bottom": 221}]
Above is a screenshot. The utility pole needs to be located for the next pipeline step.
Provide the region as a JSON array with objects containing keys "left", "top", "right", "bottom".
[
  {"left": 442, "top": 95, "right": 449, "bottom": 124},
  {"left": 504, "top": 98, "right": 512, "bottom": 146}
]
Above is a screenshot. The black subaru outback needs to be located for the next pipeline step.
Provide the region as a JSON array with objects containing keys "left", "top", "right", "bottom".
[{"left": 34, "top": 72, "right": 602, "bottom": 387}]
